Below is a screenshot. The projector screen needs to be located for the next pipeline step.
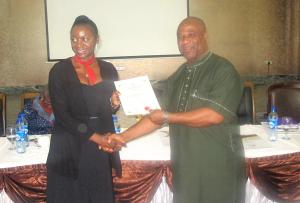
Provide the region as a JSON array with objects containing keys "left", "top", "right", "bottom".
[{"left": 45, "top": 0, "right": 188, "bottom": 61}]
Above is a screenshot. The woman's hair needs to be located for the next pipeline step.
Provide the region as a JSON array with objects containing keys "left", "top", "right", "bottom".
[{"left": 71, "top": 15, "right": 99, "bottom": 37}]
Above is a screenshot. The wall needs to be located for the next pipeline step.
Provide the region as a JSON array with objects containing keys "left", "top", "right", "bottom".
[
  {"left": 191, "top": 0, "right": 298, "bottom": 75},
  {"left": 1, "top": 0, "right": 299, "bottom": 87},
  {"left": 0, "top": 0, "right": 299, "bottom": 125}
]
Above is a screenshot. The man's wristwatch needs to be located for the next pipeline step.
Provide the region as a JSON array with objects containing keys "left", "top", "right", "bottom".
[{"left": 162, "top": 111, "right": 169, "bottom": 124}]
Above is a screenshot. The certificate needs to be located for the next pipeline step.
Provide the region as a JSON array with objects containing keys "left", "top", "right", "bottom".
[{"left": 114, "top": 76, "right": 161, "bottom": 115}]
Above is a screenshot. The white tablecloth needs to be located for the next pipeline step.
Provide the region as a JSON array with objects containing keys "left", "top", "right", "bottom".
[
  {"left": 1, "top": 125, "right": 299, "bottom": 167},
  {"left": 241, "top": 124, "right": 300, "bottom": 158},
  {"left": 122, "top": 125, "right": 300, "bottom": 203},
  {"left": 0, "top": 129, "right": 171, "bottom": 203},
  {"left": 1, "top": 125, "right": 300, "bottom": 203},
  {"left": 0, "top": 135, "right": 50, "bottom": 169}
]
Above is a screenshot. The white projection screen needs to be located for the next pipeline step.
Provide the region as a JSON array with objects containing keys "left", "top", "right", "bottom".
[{"left": 45, "top": 0, "right": 189, "bottom": 60}]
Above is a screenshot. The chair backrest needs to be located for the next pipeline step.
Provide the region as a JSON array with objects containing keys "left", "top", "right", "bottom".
[
  {"left": 267, "top": 81, "right": 300, "bottom": 122},
  {"left": 0, "top": 93, "right": 6, "bottom": 136},
  {"left": 20, "top": 92, "right": 39, "bottom": 110},
  {"left": 237, "top": 81, "right": 256, "bottom": 124}
]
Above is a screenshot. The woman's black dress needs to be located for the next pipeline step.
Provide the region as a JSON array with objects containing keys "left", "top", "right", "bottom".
[
  {"left": 47, "top": 81, "right": 117, "bottom": 203},
  {"left": 78, "top": 82, "right": 116, "bottom": 202}
]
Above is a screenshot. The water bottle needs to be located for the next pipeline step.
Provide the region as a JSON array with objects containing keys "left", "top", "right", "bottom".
[
  {"left": 268, "top": 106, "right": 278, "bottom": 141},
  {"left": 22, "top": 114, "right": 29, "bottom": 147},
  {"left": 19, "top": 113, "right": 29, "bottom": 147},
  {"left": 15, "top": 115, "right": 26, "bottom": 153},
  {"left": 112, "top": 114, "right": 121, "bottom": 134}
]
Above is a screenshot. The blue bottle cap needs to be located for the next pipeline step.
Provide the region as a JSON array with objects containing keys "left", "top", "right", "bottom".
[{"left": 271, "top": 106, "right": 276, "bottom": 112}]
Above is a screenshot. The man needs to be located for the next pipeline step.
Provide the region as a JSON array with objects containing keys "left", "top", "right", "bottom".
[{"left": 110, "top": 16, "right": 246, "bottom": 203}]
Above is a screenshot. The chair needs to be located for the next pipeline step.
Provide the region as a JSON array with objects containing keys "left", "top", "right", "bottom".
[
  {"left": 267, "top": 81, "right": 300, "bottom": 123},
  {"left": 20, "top": 92, "right": 39, "bottom": 110},
  {"left": 237, "top": 81, "right": 256, "bottom": 124},
  {"left": 0, "top": 93, "right": 6, "bottom": 136}
]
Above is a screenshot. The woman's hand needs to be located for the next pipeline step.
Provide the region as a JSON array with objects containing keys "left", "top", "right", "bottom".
[
  {"left": 99, "top": 133, "right": 126, "bottom": 153},
  {"left": 110, "top": 91, "right": 121, "bottom": 110},
  {"left": 90, "top": 133, "right": 120, "bottom": 153},
  {"left": 97, "top": 133, "right": 115, "bottom": 153},
  {"left": 108, "top": 133, "right": 127, "bottom": 149}
]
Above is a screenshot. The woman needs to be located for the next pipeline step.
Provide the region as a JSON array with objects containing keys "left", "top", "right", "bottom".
[
  {"left": 46, "top": 15, "right": 121, "bottom": 203},
  {"left": 22, "top": 87, "right": 54, "bottom": 135}
]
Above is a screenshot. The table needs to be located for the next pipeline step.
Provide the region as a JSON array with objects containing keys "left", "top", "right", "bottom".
[
  {"left": 0, "top": 129, "right": 171, "bottom": 203},
  {"left": 0, "top": 125, "right": 300, "bottom": 203},
  {"left": 241, "top": 125, "right": 300, "bottom": 203}
]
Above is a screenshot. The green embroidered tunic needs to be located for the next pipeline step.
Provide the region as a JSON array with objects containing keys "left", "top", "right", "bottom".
[{"left": 164, "top": 52, "right": 246, "bottom": 203}]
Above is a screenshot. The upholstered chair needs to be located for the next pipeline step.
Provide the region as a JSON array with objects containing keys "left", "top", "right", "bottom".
[
  {"left": 237, "top": 81, "right": 256, "bottom": 124},
  {"left": 267, "top": 81, "right": 300, "bottom": 123}
]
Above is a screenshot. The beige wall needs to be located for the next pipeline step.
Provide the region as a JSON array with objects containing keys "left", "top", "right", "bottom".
[
  {"left": 0, "top": 0, "right": 300, "bottom": 125},
  {"left": 0, "top": 0, "right": 50, "bottom": 87},
  {"left": 191, "top": 0, "right": 299, "bottom": 76},
  {"left": 1, "top": 0, "right": 299, "bottom": 87}
]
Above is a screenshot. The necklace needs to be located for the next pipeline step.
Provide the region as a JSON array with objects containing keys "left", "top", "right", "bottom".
[{"left": 74, "top": 55, "right": 97, "bottom": 85}]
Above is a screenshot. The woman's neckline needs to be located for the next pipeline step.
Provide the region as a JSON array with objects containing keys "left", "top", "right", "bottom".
[{"left": 69, "top": 57, "right": 103, "bottom": 86}]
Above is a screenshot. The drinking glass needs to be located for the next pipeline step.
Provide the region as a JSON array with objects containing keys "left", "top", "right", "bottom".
[
  {"left": 280, "top": 116, "right": 293, "bottom": 140},
  {"left": 6, "top": 126, "right": 16, "bottom": 150}
]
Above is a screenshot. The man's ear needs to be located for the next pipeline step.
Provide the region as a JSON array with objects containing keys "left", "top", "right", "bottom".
[{"left": 204, "top": 32, "right": 208, "bottom": 40}]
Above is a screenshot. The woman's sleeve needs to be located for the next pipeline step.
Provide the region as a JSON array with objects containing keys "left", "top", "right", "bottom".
[
  {"left": 48, "top": 64, "right": 93, "bottom": 139},
  {"left": 111, "top": 63, "right": 120, "bottom": 113},
  {"left": 111, "top": 64, "right": 119, "bottom": 81},
  {"left": 100, "top": 60, "right": 119, "bottom": 81}
]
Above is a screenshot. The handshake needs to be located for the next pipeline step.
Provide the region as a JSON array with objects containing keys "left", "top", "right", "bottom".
[
  {"left": 97, "top": 109, "right": 168, "bottom": 153},
  {"left": 98, "top": 133, "right": 127, "bottom": 153}
]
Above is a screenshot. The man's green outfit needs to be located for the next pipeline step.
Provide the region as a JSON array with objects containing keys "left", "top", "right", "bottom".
[{"left": 164, "top": 52, "right": 246, "bottom": 203}]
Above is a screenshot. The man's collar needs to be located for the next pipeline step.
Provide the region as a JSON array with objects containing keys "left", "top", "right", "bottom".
[{"left": 186, "top": 50, "right": 212, "bottom": 69}]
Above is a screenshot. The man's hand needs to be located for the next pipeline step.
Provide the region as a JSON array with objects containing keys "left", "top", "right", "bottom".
[
  {"left": 98, "top": 133, "right": 115, "bottom": 153},
  {"left": 109, "top": 133, "right": 127, "bottom": 149},
  {"left": 147, "top": 109, "right": 166, "bottom": 125},
  {"left": 100, "top": 133, "right": 126, "bottom": 153}
]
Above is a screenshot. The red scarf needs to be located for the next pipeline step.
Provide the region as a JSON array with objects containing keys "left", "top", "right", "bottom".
[
  {"left": 40, "top": 99, "right": 53, "bottom": 115},
  {"left": 74, "top": 55, "right": 97, "bottom": 85}
]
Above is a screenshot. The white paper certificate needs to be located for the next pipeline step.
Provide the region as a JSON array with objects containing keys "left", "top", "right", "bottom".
[{"left": 114, "top": 76, "right": 161, "bottom": 115}]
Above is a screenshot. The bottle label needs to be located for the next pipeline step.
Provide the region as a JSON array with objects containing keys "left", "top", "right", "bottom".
[
  {"left": 16, "top": 131, "right": 26, "bottom": 153},
  {"left": 112, "top": 115, "right": 121, "bottom": 134},
  {"left": 268, "top": 119, "right": 278, "bottom": 129},
  {"left": 115, "top": 126, "right": 121, "bottom": 134}
]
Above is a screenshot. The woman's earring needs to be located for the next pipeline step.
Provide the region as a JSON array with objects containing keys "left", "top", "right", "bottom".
[{"left": 95, "top": 43, "right": 100, "bottom": 54}]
